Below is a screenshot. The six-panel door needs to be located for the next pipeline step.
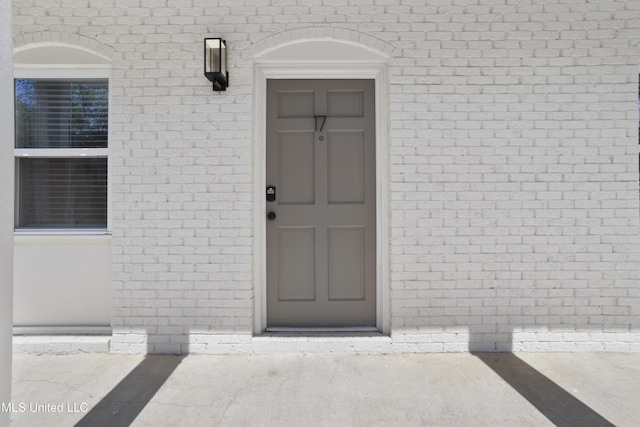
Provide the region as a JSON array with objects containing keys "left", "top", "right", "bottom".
[{"left": 266, "top": 79, "right": 376, "bottom": 327}]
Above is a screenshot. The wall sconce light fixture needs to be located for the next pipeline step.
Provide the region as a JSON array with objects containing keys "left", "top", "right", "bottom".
[{"left": 204, "top": 38, "right": 228, "bottom": 91}]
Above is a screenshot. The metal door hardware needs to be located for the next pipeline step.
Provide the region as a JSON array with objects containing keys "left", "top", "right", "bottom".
[{"left": 266, "top": 186, "right": 276, "bottom": 202}]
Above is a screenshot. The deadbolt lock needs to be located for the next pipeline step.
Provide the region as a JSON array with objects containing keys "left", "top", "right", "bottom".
[{"left": 266, "top": 186, "right": 276, "bottom": 202}]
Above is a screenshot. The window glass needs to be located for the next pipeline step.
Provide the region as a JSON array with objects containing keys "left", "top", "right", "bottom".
[
  {"left": 14, "top": 77, "right": 109, "bottom": 230},
  {"left": 15, "top": 79, "right": 108, "bottom": 149},
  {"left": 17, "top": 158, "right": 107, "bottom": 229}
]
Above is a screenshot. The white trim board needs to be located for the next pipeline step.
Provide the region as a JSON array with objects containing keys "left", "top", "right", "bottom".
[{"left": 13, "top": 326, "right": 112, "bottom": 335}]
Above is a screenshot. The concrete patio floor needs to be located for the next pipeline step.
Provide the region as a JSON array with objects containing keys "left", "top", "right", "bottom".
[{"left": 9, "top": 352, "right": 640, "bottom": 426}]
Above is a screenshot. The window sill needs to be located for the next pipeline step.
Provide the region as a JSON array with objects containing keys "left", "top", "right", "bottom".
[
  {"left": 14, "top": 231, "right": 112, "bottom": 244},
  {"left": 15, "top": 229, "right": 110, "bottom": 235}
]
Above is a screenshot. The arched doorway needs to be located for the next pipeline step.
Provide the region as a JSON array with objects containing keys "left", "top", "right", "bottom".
[{"left": 252, "top": 35, "right": 391, "bottom": 334}]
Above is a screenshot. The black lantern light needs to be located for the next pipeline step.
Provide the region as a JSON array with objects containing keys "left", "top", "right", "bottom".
[{"left": 204, "top": 38, "right": 228, "bottom": 91}]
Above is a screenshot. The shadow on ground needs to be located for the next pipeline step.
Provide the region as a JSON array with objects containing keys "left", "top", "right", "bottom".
[
  {"left": 473, "top": 353, "right": 615, "bottom": 427},
  {"left": 74, "top": 355, "right": 183, "bottom": 427}
]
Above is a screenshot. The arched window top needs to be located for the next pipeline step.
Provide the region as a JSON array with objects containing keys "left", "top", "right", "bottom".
[{"left": 14, "top": 43, "right": 110, "bottom": 69}]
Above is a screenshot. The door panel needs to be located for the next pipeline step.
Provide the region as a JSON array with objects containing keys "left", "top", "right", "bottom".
[
  {"left": 266, "top": 79, "right": 376, "bottom": 327},
  {"left": 278, "top": 227, "right": 316, "bottom": 301},
  {"left": 327, "top": 90, "right": 364, "bottom": 117},
  {"left": 327, "top": 131, "right": 365, "bottom": 204},
  {"left": 328, "top": 226, "right": 366, "bottom": 301},
  {"left": 278, "top": 91, "right": 315, "bottom": 118},
  {"left": 278, "top": 132, "right": 315, "bottom": 205}
]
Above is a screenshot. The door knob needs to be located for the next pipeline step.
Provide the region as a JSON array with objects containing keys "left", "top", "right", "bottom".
[{"left": 267, "top": 211, "right": 276, "bottom": 221}]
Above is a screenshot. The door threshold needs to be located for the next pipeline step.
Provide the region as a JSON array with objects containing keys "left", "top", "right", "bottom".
[{"left": 265, "top": 326, "right": 379, "bottom": 333}]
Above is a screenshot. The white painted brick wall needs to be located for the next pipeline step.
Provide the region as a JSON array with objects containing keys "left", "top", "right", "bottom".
[{"left": 11, "top": 0, "right": 640, "bottom": 354}]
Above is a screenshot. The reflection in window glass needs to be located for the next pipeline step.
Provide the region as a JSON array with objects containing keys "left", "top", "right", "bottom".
[
  {"left": 17, "top": 158, "right": 108, "bottom": 228},
  {"left": 15, "top": 79, "right": 108, "bottom": 149}
]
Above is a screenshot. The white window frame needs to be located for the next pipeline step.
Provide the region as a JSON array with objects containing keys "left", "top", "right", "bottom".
[{"left": 13, "top": 68, "right": 112, "bottom": 235}]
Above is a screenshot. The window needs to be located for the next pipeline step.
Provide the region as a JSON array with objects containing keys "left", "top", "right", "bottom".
[{"left": 14, "top": 78, "right": 108, "bottom": 230}]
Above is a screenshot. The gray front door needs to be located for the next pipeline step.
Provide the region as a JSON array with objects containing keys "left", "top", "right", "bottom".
[{"left": 266, "top": 79, "right": 376, "bottom": 327}]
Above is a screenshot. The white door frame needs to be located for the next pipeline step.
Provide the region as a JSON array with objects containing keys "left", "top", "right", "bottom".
[{"left": 253, "top": 58, "right": 390, "bottom": 335}]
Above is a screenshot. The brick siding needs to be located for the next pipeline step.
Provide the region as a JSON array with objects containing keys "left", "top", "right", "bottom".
[{"left": 12, "top": 0, "right": 640, "bottom": 353}]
